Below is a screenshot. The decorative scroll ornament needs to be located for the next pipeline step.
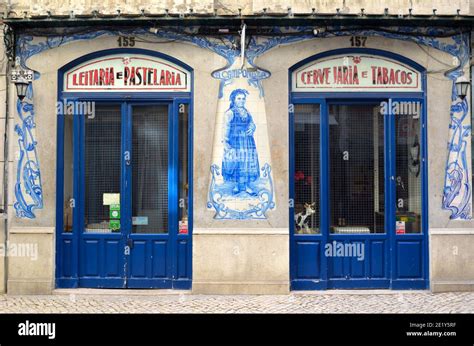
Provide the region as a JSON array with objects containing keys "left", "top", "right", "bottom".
[
  {"left": 208, "top": 163, "right": 275, "bottom": 219},
  {"left": 441, "top": 34, "right": 472, "bottom": 220},
  {"left": 13, "top": 83, "right": 43, "bottom": 218}
]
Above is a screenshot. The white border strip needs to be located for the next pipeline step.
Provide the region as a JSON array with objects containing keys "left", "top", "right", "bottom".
[
  {"left": 193, "top": 228, "right": 289, "bottom": 235},
  {"left": 10, "top": 227, "right": 54, "bottom": 234},
  {"left": 430, "top": 229, "right": 474, "bottom": 235}
]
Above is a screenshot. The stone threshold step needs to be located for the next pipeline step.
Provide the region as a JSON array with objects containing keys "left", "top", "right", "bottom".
[
  {"left": 52, "top": 288, "right": 431, "bottom": 296},
  {"left": 53, "top": 288, "right": 191, "bottom": 296},
  {"left": 292, "top": 289, "right": 431, "bottom": 295}
]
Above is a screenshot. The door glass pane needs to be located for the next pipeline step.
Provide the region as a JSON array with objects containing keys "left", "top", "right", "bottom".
[
  {"left": 63, "top": 113, "right": 74, "bottom": 232},
  {"left": 179, "top": 104, "right": 189, "bottom": 235},
  {"left": 132, "top": 105, "right": 168, "bottom": 234},
  {"left": 84, "top": 105, "right": 121, "bottom": 233},
  {"left": 329, "top": 104, "right": 385, "bottom": 234},
  {"left": 395, "top": 101, "right": 422, "bottom": 234},
  {"left": 294, "top": 104, "right": 320, "bottom": 234}
]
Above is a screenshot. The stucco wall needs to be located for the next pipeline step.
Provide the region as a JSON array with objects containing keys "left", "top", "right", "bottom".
[{"left": 430, "top": 230, "right": 474, "bottom": 292}]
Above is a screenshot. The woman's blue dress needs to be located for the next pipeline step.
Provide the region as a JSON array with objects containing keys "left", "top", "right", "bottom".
[{"left": 222, "top": 107, "right": 260, "bottom": 184}]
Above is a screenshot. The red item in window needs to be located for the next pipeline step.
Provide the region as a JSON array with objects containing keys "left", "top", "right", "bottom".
[
  {"left": 295, "top": 171, "right": 305, "bottom": 181},
  {"left": 396, "top": 221, "right": 406, "bottom": 234},
  {"left": 179, "top": 221, "right": 188, "bottom": 234}
]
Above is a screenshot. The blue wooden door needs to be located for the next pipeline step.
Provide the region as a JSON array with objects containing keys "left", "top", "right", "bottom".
[
  {"left": 325, "top": 101, "right": 391, "bottom": 288},
  {"left": 290, "top": 99, "right": 328, "bottom": 290},
  {"left": 76, "top": 101, "right": 191, "bottom": 288},
  {"left": 125, "top": 104, "right": 175, "bottom": 288},
  {"left": 290, "top": 98, "right": 428, "bottom": 290},
  {"left": 78, "top": 103, "right": 127, "bottom": 288},
  {"left": 389, "top": 97, "right": 428, "bottom": 289}
]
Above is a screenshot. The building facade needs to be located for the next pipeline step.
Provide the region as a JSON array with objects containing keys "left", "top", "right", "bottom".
[{"left": 0, "top": 0, "right": 474, "bottom": 294}]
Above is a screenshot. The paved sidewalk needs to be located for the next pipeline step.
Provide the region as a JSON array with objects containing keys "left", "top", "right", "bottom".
[{"left": 0, "top": 290, "right": 473, "bottom": 313}]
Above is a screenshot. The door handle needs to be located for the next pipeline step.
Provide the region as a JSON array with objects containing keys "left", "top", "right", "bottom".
[
  {"left": 124, "top": 150, "right": 131, "bottom": 166},
  {"left": 127, "top": 238, "right": 134, "bottom": 249}
]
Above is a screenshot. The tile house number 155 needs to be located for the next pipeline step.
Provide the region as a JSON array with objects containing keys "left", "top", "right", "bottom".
[{"left": 118, "top": 36, "right": 136, "bottom": 47}]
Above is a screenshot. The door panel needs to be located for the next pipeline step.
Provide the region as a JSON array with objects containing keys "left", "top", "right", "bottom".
[
  {"left": 104, "top": 240, "right": 121, "bottom": 276},
  {"left": 152, "top": 241, "right": 168, "bottom": 278},
  {"left": 177, "top": 240, "right": 189, "bottom": 278},
  {"left": 396, "top": 240, "right": 423, "bottom": 278},
  {"left": 370, "top": 240, "right": 385, "bottom": 277},
  {"left": 296, "top": 241, "right": 321, "bottom": 278},
  {"left": 84, "top": 240, "right": 100, "bottom": 276}
]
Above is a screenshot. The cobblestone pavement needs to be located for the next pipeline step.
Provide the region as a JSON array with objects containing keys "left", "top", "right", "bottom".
[{"left": 0, "top": 290, "right": 474, "bottom": 313}]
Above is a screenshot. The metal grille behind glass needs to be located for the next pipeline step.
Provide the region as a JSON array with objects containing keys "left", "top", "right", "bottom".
[
  {"left": 329, "top": 104, "right": 385, "bottom": 234},
  {"left": 294, "top": 104, "right": 320, "bottom": 234},
  {"left": 395, "top": 103, "right": 422, "bottom": 234},
  {"left": 132, "top": 105, "right": 169, "bottom": 234},
  {"left": 63, "top": 113, "right": 74, "bottom": 232},
  {"left": 84, "top": 105, "right": 121, "bottom": 233},
  {"left": 179, "top": 105, "right": 189, "bottom": 235}
]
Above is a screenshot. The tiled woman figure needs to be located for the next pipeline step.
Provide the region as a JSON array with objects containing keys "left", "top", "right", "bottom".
[{"left": 222, "top": 89, "right": 260, "bottom": 195}]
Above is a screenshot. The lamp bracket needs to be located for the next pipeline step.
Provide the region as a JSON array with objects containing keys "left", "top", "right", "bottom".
[
  {"left": 3, "top": 24, "right": 15, "bottom": 64},
  {"left": 10, "top": 58, "right": 34, "bottom": 84}
]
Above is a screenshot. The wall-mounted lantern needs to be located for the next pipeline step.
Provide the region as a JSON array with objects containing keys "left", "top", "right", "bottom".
[
  {"left": 9, "top": 58, "right": 34, "bottom": 101},
  {"left": 455, "top": 75, "right": 470, "bottom": 100}
]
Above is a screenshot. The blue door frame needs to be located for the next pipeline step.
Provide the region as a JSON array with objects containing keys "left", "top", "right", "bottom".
[
  {"left": 289, "top": 49, "right": 429, "bottom": 290},
  {"left": 55, "top": 49, "right": 193, "bottom": 289}
]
